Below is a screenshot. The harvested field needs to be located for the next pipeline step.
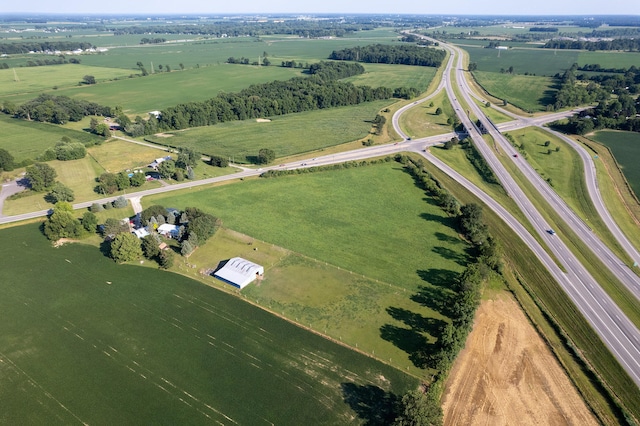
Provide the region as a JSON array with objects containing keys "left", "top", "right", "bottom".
[{"left": 442, "top": 294, "right": 597, "bottom": 426}]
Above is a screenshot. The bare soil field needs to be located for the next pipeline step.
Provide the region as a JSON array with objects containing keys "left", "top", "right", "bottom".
[{"left": 442, "top": 294, "right": 597, "bottom": 426}]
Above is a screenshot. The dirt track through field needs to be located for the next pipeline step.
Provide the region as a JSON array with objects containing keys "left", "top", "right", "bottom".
[{"left": 442, "top": 295, "right": 597, "bottom": 426}]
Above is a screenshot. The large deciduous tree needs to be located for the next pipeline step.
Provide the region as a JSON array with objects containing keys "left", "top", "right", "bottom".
[
  {"left": 47, "top": 182, "right": 75, "bottom": 203},
  {"left": 110, "top": 233, "right": 142, "bottom": 263},
  {"left": 0, "top": 148, "right": 15, "bottom": 171},
  {"left": 25, "top": 162, "right": 57, "bottom": 191},
  {"left": 257, "top": 148, "right": 275, "bottom": 164},
  {"left": 43, "top": 202, "right": 82, "bottom": 241}
]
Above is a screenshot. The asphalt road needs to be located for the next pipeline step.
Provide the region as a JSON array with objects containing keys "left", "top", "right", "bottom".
[
  {"left": 435, "top": 41, "right": 640, "bottom": 388},
  {"left": 2, "top": 34, "right": 639, "bottom": 389}
]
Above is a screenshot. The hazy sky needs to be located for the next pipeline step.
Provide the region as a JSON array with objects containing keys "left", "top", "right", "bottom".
[{"left": 3, "top": 0, "right": 639, "bottom": 16}]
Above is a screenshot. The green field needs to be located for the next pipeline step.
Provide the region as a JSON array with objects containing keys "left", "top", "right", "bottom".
[
  {"left": 399, "top": 90, "right": 456, "bottom": 138},
  {"left": 0, "top": 114, "right": 103, "bottom": 163},
  {"left": 591, "top": 130, "right": 640, "bottom": 199},
  {"left": 472, "top": 71, "right": 556, "bottom": 112},
  {"left": 0, "top": 224, "right": 417, "bottom": 424},
  {"left": 343, "top": 63, "right": 438, "bottom": 93},
  {"left": 4, "top": 64, "right": 304, "bottom": 116},
  {"left": 0, "top": 64, "right": 134, "bottom": 99},
  {"left": 144, "top": 162, "right": 468, "bottom": 372},
  {"left": 144, "top": 100, "right": 394, "bottom": 161}
]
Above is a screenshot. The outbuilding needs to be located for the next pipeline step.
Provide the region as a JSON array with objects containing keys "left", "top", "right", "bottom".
[
  {"left": 214, "top": 257, "right": 264, "bottom": 289},
  {"left": 157, "top": 223, "right": 179, "bottom": 238}
]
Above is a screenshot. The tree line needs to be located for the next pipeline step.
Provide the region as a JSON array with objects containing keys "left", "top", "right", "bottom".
[
  {"left": 6, "top": 94, "right": 112, "bottom": 124},
  {"left": 543, "top": 38, "right": 640, "bottom": 52},
  {"left": 391, "top": 155, "right": 503, "bottom": 425},
  {"left": 0, "top": 41, "right": 94, "bottom": 54},
  {"left": 328, "top": 44, "right": 446, "bottom": 67},
  {"left": 153, "top": 61, "right": 409, "bottom": 134}
]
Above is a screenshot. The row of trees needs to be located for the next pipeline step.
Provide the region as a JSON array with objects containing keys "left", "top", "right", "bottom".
[
  {"left": 394, "top": 155, "right": 502, "bottom": 425},
  {"left": 543, "top": 38, "right": 640, "bottom": 52},
  {"left": 0, "top": 41, "right": 94, "bottom": 54},
  {"left": 154, "top": 63, "right": 404, "bottom": 133},
  {"left": 329, "top": 44, "right": 446, "bottom": 67},
  {"left": 7, "top": 94, "right": 112, "bottom": 124}
]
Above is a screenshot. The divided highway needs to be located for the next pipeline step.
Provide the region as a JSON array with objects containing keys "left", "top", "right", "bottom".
[{"left": 1, "top": 35, "right": 639, "bottom": 390}]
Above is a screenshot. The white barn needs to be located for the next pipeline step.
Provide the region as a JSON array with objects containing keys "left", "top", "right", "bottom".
[
  {"left": 214, "top": 257, "right": 264, "bottom": 289},
  {"left": 157, "top": 224, "right": 179, "bottom": 238}
]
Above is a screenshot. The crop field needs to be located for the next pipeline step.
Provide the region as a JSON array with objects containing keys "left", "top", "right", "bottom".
[
  {"left": 0, "top": 64, "right": 133, "bottom": 99},
  {"left": 0, "top": 224, "right": 416, "bottom": 424},
  {"left": 0, "top": 114, "right": 103, "bottom": 163},
  {"left": 343, "top": 63, "right": 437, "bottom": 92},
  {"left": 472, "top": 71, "right": 556, "bottom": 112},
  {"left": 145, "top": 161, "right": 468, "bottom": 371},
  {"left": 144, "top": 100, "right": 394, "bottom": 161},
  {"left": 75, "top": 30, "right": 401, "bottom": 70},
  {"left": 590, "top": 130, "right": 640, "bottom": 199},
  {"left": 466, "top": 45, "right": 580, "bottom": 77},
  {"left": 6, "top": 64, "right": 304, "bottom": 116}
]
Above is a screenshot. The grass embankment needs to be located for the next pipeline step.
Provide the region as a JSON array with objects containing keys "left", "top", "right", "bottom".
[
  {"left": 589, "top": 130, "right": 640, "bottom": 200},
  {"left": 399, "top": 91, "right": 456, "bottom": 139},
  {"left": 495, "top": 146, "right": 640, "bottom": 329},
  {"left": 579, "top": 134, "right": 640, "bottom": 253},
  {"left": 144, "top": 100, "right": 394, "bottom": 162},
  {"left": 505, "top": 127, "right": 630, "bottom": 262},
  {"left": 145, "top": 161, "right": 470, "bottom": 375},
  {"left": 423, "top": 160, "right": 640, "bottom": 425},
  {"left": 0, "top": 224, "right": 416, "bottom": 424}
]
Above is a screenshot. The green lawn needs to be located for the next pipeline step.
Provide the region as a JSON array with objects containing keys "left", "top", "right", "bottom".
[
  {"left": 590, "top": 130, "right": 640, "bottom": 200},
  {"left": 0, "top": 114, "right": 104, "bottom": 163},
  {"left": 0, "top": 223, "right": 416, "bottom": 424},
  {"left": 144, "top": 100, "right": 394, "bottom": 162},
  {"left": 472, "top": 71, "right": 556, "bottom": 112},
  {"left": 399, "top": 91, "right": 456, "bottom": 138}
]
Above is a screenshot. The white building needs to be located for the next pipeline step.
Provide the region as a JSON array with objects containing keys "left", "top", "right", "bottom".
[
  {"left": 149, "top": 155, "right": 172, "bottom": 169},
  {"left": 214, "top": 257, "right": 264, "bottom": 289},
  {"left": 157, "top": 223, "right": 179, "bottom": 238}
]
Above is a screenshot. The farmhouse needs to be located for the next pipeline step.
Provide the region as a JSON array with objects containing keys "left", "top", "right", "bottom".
[
  {"left": 157, "top": 224, "right": 179, "bottom": 238},
  {"left": 214, "top": 257, "right": 264, "bottom": 289},
  {"left": 149, "top": 156, "right": 172, "bottom": 170}
]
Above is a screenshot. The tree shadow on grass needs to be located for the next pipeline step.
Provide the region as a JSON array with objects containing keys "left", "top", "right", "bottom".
[
  {"left": 432, "top": 246, "right": 468, "bottom": 266},
  {"left": 341, "top": 383, "right": 399, "bottom": 425},
  {"left": 381, "top": 307, "right": 446, "bottom": 368},
  {"left": 417, "top": 268, "right": 459, "bottom": 289},
  {"left": 434, "top": 231, "right": 460, "bottom": 244},
  {"left": 411, "top": 285, "right": 456, "bottom": 319},
  {"left": 99, "top": 239, "right": 112, "bottom": 258}
]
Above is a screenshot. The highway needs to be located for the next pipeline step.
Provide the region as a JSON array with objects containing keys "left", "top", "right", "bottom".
[
  {"left": 1, "top": 34, "right": 639, "bottom": 389},
  {"left": 433, "top": 41, "right": 640, "bottom": 388}
]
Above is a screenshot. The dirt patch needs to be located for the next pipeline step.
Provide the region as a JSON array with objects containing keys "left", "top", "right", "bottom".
[
  {"left": 53, "top": 238, "right": 80, "bottom": 247},
  {"left": 154, "top": 133, "right": 174, "bottom": 137},
  {"left": 442, "top": 294, "right": 597, "bottom": 426},
  {"left": 256, "top": 118, "right": 271, "bottom": 122}
]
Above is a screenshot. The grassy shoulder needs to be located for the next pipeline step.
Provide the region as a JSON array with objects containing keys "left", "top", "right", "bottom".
[
  {"left": 578, "top": 134, "right": 640, "bottom": 254},
  {"left": 505, "top": 127, "right": 631, "bottom": 263},
  {"left": 423, "top": 159, "right": 639, "bottom": 425},
  {"left": 399, "top": 91, "right": 456, "bottom": 139},
  {"left": 495, "top": 144, "right": 640, "bottom": 330}
]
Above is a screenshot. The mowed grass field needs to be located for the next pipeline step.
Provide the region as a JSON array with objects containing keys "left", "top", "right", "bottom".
[
  {"left": 145, "top": 162, "right": 469, "bottom": 371},
  {"left": 0, "top": 114, "right": 103, "bottom": 163},
  {"left": 590, "top": 130, "right": 640, "bottom": 200},
  {"left": 399, "top": 90, "right": 456, "bottom": 138},
  {"left": 343, "top": 63, "right": 438, "bottom": 93},
  {"left": 472, "top": 71, "right": 556, "bottom": 112},
  {"left": 0, "top": 224, "right": 417, "bottom": 424},
  {"left": 144, "top": 100, "right": 394, "bottom": 161}
]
